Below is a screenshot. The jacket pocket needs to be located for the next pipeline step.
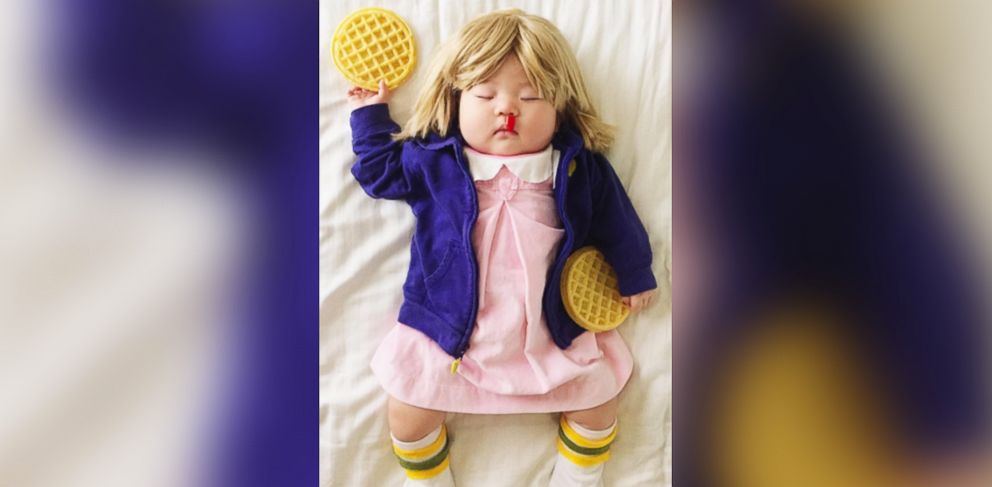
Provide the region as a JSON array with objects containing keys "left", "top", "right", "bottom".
[
  {"left": 424, "top": 243, "right": 471, "bottom": 326},
  {"left": 424, "top": 243, "right": 455, "bottom": 284}
]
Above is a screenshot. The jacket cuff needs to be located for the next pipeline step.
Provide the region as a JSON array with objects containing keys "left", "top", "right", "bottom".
[
  {"left": 617, "top": 266, "right": 658, "bottom": 297},
  {"left": 349, "top": 103, "right": 394, "bottom": 134}
]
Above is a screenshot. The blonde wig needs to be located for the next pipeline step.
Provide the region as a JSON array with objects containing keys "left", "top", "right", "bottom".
[{"left": 398, "top": 9, "right": 614, "bottom": 152}]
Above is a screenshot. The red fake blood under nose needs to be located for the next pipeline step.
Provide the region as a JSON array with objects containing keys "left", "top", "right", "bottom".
[{"left": 505, "top": 114, "right": 516, "bottom": 132}]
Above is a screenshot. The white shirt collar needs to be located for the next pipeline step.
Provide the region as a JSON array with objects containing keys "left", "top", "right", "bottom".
[{"left": 465, "top": 145, "right": 560, "bottom": 188}]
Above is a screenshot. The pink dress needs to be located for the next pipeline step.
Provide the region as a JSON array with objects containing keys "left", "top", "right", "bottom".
[{"left": 370, "top": 146, "right": 633, "bottom": 414}]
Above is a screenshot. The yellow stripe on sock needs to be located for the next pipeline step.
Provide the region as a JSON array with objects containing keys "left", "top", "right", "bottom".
[
  {"left": 405, "top": 455, "right": 450, "bottom": 480},
  {"left": 557, "top": 439, "right": 611, "bottom": 467},
  {"left": 559, "top": 416, "right": 617, "bottom": 449},
  {"left": 393, "top": 425, "right": 447, "bottom": 460}
]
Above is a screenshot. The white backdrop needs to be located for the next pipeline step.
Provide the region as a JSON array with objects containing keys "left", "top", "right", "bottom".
[{"left": 319, "top": 1, "right": 671, "bottom": 485}]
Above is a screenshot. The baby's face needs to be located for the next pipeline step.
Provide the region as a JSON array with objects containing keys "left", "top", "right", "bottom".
[{"left": 458, "top": 55, "right": 556, "bottom": 156}]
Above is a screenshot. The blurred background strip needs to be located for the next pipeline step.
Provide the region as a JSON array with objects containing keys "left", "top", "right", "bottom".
[
  {"left": 675, "top": 0, "right": 992, "bottom": 486},
  {"left": 0, "top": 2, "right": 317, "bottom": 486}
]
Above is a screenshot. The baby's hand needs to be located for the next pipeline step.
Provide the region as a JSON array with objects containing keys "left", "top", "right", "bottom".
[
  {"left": 347, "top": 80, "right": 392, "bottom": 110},
  {"left": 622, "top": 289, "right": 656, "bottom": 314}
]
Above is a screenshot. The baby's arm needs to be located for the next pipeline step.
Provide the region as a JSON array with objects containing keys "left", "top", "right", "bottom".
[
  {"left": 587, "top": 153, "right": 658, "bottom": 311},
  {"left": 347, "top": 81, "right": 416, "bottom": 200}
]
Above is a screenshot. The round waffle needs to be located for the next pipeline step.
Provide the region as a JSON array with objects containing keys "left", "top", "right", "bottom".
[
  {"left": 560, "top": 246, "right": 630, "bottom": 332},
  {"left": 332, "top": 8, "right": 417, "bottom": 91}
]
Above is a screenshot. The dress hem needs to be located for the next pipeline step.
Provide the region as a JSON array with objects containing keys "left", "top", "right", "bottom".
[{"left": 370, "top": 358, "right": 633, "bottom": 415}]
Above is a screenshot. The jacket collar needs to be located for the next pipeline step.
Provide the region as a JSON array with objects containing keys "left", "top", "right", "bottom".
[
  {"left": 551, "top": 124, "right": 585, "bottom": 155},
  {"left": 412, "top": 127, "right": 463, "bottom": 151}
]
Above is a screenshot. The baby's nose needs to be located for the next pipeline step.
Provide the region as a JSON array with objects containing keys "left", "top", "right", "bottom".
[{"left": 494, "top": 96, "right": 519, "bottom": 116}]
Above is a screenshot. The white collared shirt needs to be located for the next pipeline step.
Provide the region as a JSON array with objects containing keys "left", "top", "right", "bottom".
[{"left": 465, "top": 145, "right": 561, "bottom": 188}]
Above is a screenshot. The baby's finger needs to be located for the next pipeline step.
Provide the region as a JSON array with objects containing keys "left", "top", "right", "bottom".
[
  {"left": 378, "top": 79, "right": 389, "bottom": 97},
  {"left": 621, "top": 296, "right": 631, "bottom": 308}
]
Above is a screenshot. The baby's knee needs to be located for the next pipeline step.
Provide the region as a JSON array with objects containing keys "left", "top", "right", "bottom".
[
  {"left": 387, "top": 396, "right": 447, "bottom": 442},
  {"left": 563, "top": 397, "right": 619, "bottom": 431}
]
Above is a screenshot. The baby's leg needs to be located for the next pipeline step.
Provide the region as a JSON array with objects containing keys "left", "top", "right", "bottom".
[
  {"left": 388, "top": 396, "right": 447, "bottom": 441},
  {"left": 550, "top": 397, "right": 620, "bottom": 487},
  {"left": 562, "top": 396, "right": 618, "bottom": 430},
  {"left": 387, "top": 396, "right": 454, "bottom": 487}
]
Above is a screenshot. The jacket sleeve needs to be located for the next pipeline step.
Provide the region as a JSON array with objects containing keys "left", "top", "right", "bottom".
[
  {"left": 588, "top": 153, "right": 658, "bottom": 296},
  {"left": 349, "top": 103, "right": 417, "bottom": 200}
]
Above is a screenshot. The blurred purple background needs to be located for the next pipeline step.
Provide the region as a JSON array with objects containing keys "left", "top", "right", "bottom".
[
  {"left": 0, "top": 1, "right": 315, "bottom": 486},
  {"left": 676, "top": 0, "right": 992, "bottom": 485}
]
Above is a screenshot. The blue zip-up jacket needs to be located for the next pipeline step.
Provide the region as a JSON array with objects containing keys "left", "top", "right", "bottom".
[{"left": 350, "top": 103, "right": 657, "bottom": 359}]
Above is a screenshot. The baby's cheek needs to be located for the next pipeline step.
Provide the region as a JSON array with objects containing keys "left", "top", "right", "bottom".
[
  {"left": 460, "top": 114, "right": 491, "bottom": 144},
  {"left": 529, "top": 110, "right": 557, "bottom": 140}
]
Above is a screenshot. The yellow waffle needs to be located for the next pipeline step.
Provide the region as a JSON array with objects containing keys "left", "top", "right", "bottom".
[
  {"left": 560, "top": 246, "right": 630, "bottom": 332},
  {"left": 332, "top": 8, "right": 416, "bottom": 91}
]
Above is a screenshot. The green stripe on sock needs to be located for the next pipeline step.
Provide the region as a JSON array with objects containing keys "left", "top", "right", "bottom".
[
  {"left": 396, "top": 438, "right": 450, "bottom": 472},
  {"left": 558, "top": 426, "right": 612, "bottom": 456}
]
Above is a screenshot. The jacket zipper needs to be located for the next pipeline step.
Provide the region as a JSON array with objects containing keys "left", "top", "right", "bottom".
[
  {"left": 452, "top": 142, "right": 480, "bottom": 366},
  {"left": 540, "top": 147, "right": 580, "bottom": 349},
  {"left": 552, "top": 148, "right": 580, "bottom": 282}
]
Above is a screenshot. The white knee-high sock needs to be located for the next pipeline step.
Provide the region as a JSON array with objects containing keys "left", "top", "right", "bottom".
[
  {"left": 549, "top": 417, "right": 617, "bottom": 487},
  {"left": 391, "top": 424, "right": 455, "bottom": 487}
]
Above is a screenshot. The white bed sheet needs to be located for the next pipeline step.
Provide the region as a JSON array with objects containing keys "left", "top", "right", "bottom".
[{"left": 319, "top": 1, "right": 671, "bottom": 485}]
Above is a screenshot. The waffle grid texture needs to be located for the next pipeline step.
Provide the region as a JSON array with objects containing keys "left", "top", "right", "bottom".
[
  {"left": 332, "top": 8, "right": 416, "bottom": 91},
  {"left": 560, "top": 246, "right": 630, "bottom": 332}
]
